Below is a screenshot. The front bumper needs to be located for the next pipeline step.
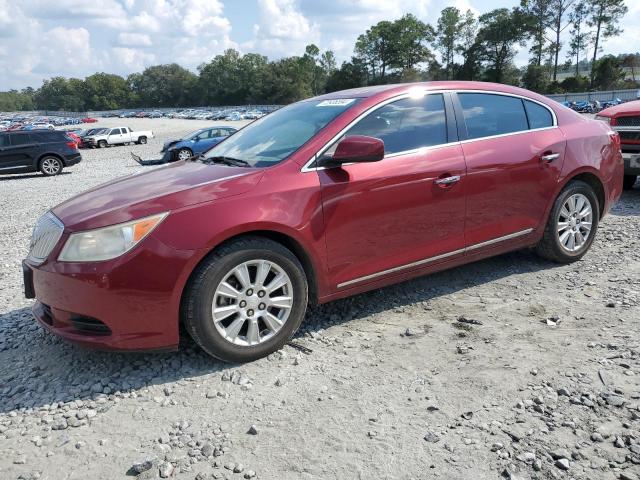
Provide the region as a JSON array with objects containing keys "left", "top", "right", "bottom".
[{"left": 24, "top": 234, "right": 198, "bottom": 351}]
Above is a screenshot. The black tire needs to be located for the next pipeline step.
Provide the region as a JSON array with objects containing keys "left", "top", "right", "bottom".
[
  {"left": 39, "top": 156, "right": 63, "bottom": 176},
  {"left": 535, "top": 180, "right": 600, "bottom": 263},
  {"left": 98, "top": 140, "right": 107, "bottom": 148},
  {"left": 181, "top": 237, "right": 308, "bottom": 363},
  {"left": 623, "top": 175, "right": 637, "bottom": 190},
  {"left": 176, "top": 148, "right": 192, "bottom": 161},
  {"left": 138, "top": 136, "right": 147, "bottom": 144}
]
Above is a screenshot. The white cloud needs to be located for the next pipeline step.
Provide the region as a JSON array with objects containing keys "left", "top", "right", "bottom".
[{"left": 117, "top": 32, "right": 153, "bottom": 47}]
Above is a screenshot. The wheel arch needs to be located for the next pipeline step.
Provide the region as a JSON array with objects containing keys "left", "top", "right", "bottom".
[
  {"left": 562, "top": 170, "right": 606, "bottom": 219},
  {"left": 179, "top": 229, "right": 320, "bottom": 314},
  {"left": 37, "top": 152, "right": 65, "bottom": 168}
]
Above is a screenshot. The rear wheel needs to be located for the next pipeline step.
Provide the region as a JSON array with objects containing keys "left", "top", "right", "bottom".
[
  {"left": 182, "top": 237, "right": 308, "bottom": 363},
  {"left": 535, "top": 180, "right": 599, "bottom": 263},
  {"left": 623, "top": 175, "right": 637, "bottom": 190},
  {"left": 138, "top": 136, "right": 147, "bottom": 144},
  {"left": 39, "top": 156, "right": 63, "bottom": 176}
]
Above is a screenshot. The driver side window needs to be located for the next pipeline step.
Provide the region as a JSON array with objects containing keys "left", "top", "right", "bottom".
[{"left": 327, "top": 94, "right": 448, "bottom": 157}]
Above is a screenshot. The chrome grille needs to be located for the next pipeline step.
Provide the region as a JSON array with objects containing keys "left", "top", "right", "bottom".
[
  {"left": 28, "top": 212, "right": 64, "bottom": 264},
  {"left": 616, "top": 116, "right": 640, "bottom": 127}
]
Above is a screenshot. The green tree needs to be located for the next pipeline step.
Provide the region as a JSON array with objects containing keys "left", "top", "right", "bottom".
[
  {"left": 519, "top": 0, "right": 553, "bottom": 66},
  {"left": 354, "top": 14, "right": 433, "bottom": 82},
  {"left": 522, "top": 64, "right": 551, "bottom": 91},
  {"left": 435, "top": 7, "right": 464, "bottom": 79},
  {"left": 548, "top": 0, "right": 576, "bottom": 81},
  {"left": 592, "top": 55, "right": 625, "bottom": 89},
  {"left": 566, "top": 1, "right": 591, "bottom": 78},
  {"left": 129, "top": 64, "right": 198, "bottom": 108},
  {"left": 83, "top": 73, "right": 131, "bottom": 110},
  {"left": 455, "top": 11, "right": 481, "bottom": 80},
  {"left": 560, "top": 75, "right": 590, "bottom": 91},
  {"left": 586, "top": 0, "right": 628, "bottom": 86},
  {"left": 325, "top": 58, "right": 368, "bottom": 92},
  {"left": 477, "top": 8, "right": 529, "bottom": 83},
  {"left": 34, "top": 77, "right": 85, "bottom": 111}
]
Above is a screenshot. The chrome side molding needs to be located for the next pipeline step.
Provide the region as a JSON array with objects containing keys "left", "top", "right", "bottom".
[{"left": 336, "top": 228, "right": 534, "bottom": 288}]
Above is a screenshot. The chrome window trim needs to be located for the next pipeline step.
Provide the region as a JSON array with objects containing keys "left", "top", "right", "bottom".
[
  {"left": 301, "top": 89, "right": 559, "bottom": 173},
  {"left": 336, "top": 228, "right": 533, "bottom": 288},
  {"left": 301, "top": 90, "right": 450, "bottom": 173}
]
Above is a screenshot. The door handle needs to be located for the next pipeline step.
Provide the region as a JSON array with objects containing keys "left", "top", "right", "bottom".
[
  {"left": 435, "top": 175, "right": 461, "bottom": 186},
  {"left": 540, "top": 152, "right": 560, "bottom": 163}
]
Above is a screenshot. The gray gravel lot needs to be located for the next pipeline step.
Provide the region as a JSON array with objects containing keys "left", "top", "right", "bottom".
[{"left": 0, "top": 118, "right": 639, "bottom": 480}]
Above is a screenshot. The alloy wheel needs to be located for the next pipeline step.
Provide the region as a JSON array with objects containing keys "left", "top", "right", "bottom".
[
  {"left": 178, "top": 149, "right": 192, "bottom": 161},
  {"left": 41, "top": 158, "right": 61, "bottom": 175},
  {"left": 557, "top": 193, "right": 593, "bottom": 252},
  {"left": 212, "top": 259, "right": 293, "bottom": 346}
]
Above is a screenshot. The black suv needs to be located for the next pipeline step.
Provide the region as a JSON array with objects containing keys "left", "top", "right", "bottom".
[{"left": 0, "top": 130, "right": 82, "bottom": 176}]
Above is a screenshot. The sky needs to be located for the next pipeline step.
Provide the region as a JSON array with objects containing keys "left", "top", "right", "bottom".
[{"left": 0, "top": 0, "right": 638, "bottom": 90}]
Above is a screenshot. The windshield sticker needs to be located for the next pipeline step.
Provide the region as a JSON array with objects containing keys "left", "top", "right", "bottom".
[{"left": 316, "top": 99, "right": 356, "bottom": 107}]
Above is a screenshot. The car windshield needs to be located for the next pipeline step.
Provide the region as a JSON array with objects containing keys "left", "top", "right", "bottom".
[
  {"left": 202, "top": 98, "right": 360, "bottom": 167},
  {"left": 185, "top": 129, "right": 206, "bottom": 140}
]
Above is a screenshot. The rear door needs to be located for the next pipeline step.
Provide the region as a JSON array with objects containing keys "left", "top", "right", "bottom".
[
  {"left": 452, "top": 92, "right": 565, "bottom": 249},
  {"left": 318, "top": 92, "right": 468, "bottom": 290}
]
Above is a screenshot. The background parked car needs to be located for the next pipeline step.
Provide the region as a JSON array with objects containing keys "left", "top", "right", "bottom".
[
  {"left": 0, "top": 130, "right": 81, "bottom": 176},
  {"left": 161, "top": 126, "right": 237, "bottom": 161},
  {"left": 81, "top": 117, "right": 98, "bottom": 123}
]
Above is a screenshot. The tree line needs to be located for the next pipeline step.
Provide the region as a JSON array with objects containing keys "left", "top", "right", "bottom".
[{"left": 0, "top": 0, "right": 634, "bottom": 112}]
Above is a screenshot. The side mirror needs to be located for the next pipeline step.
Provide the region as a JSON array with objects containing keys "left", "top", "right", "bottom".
[{"left": 330, "top": 135, "right": 385, "bottom": 165}]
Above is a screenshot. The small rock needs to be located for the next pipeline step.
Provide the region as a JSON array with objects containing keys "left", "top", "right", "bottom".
[
  {"left": 423, "top": 431, "right": 440, "bottom": 443},
  {"left": 244, "top": 471, "right": 256, "bottom": 479},
  {"left": 158, "top": 461, "right": 174, "bottom": 478},
  {"left": 555, "top": 458, "right": 570, "bottom": 470},
  {"left": 131, "top": 457, "right": 157, "bottom": 474},
  {"left": 247, "top": 425, "right": 258, "bottom": 435}
]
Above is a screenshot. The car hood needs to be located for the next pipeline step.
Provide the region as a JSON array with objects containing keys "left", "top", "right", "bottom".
[
  {"left": 599, "top": 100, "right": 640, "bottom": 117},
  {"left": 52, "top": 161, "right": 262, "bottom": 232}
]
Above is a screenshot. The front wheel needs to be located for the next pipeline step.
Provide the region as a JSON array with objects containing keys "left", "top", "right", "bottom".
[
  {"left": 98, "top": 140, "right": 107, "bottom": 148},
  {"left": 181, "top": 237, "right": 308, "bottom": 363},
  {"left": 623, "top": 175, "right": 637, "bottom": 190},
  {"left": 535, "top": 180, "right": 599, "bottom": 263}
]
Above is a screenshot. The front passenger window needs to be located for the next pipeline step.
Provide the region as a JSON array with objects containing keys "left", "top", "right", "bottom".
[{"left": 340, "top": 94, "right": 448, "bottom": 155}]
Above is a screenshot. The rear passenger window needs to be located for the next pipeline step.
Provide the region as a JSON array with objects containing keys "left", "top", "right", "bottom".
[
  {"left": 345, "top": 94, "right": 448, "bottom": 154},
  {"left": 524, "top": 100, "right": 553, "bottom": 129},
  {"left": 458, "top": 93, "right": 529, "bottom": 140},
  {"left": 10, "top": 134, "right": 31, "bottom": 146}
]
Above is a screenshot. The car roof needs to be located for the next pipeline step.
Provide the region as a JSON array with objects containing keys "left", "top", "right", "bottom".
[{"left": 311, "top": 81, "right": 554, "bottom": 105}]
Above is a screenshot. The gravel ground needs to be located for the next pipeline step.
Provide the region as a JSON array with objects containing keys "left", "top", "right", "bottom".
[{"left": 0, "top": 118, "right": 639, "bottom": 480}]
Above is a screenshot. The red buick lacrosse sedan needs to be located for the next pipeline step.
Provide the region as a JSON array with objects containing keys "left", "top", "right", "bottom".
[{"left": 23, "top": 81, "right": 623, "bottom": 362}]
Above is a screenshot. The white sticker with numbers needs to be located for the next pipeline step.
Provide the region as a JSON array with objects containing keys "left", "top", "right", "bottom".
[{"left": 316, "top": 99, "right": 356, "bottom": 107}]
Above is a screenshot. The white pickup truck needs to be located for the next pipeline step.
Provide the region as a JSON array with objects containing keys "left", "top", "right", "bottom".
[{"left": 84, "top": 126, "right": 154, "bottom": 148}]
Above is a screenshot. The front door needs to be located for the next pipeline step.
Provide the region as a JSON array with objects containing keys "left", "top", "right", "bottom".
[
  {"left": 453, "top": 92, "right": 565, "bottom": 248},
  {"left": 318, "top": 93, "right": 467, "bottom": 290},
  {"left": 0, "top": 133, "right": 34, "bottom": 172}
]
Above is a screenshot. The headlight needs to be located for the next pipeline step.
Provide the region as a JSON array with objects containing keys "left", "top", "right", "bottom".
[
  {"left": 58, "top": 212, "right": 168, "bottom": 262},
  {"left": 595, "top": 115, "right": 611, "bottom": 125}
]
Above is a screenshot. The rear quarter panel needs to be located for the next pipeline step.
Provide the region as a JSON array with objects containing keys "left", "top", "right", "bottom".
[{"left": 557, "top": 115, "right": 623, "bottom": 216}]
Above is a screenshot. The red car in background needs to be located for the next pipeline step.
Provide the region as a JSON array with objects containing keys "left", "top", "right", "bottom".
[
  {"left": 596, "top": 99, "right": 640, "bottom": 190},
  {"left": 23, "top": 81, "right": 623, "bottom": 363},
  {"left": 81, "top": 117, "right": 98, "bottom": 123}
]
